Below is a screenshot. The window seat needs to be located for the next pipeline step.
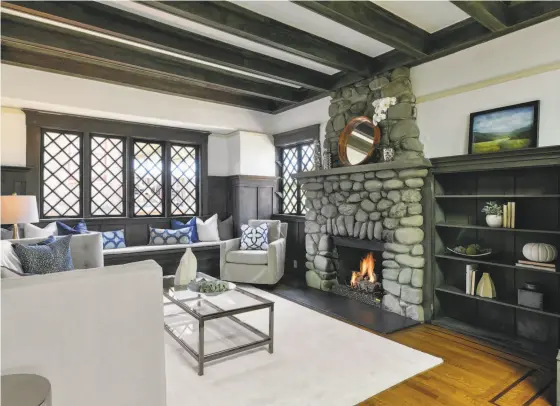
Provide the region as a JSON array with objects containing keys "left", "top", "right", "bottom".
[{"left": 103, "top": 241, "right": 222, "bottom": 256}]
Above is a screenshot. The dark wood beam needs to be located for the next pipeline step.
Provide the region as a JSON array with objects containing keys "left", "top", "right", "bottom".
[
  {"left": 294, "top": 1, "right": 428, "bottom": 58},
  {"left": 451, "top": 1, "right": 508, "bottom": 32},
  {"left": 1, "top": 42, "right": 287, "bottom": 113},
  {"left": 1, "top": 14, "right": 311, "bottom": 104},
  {"left": 507, "top": 1, "right": 560, "bottom": 26},
  {"left": 144, "top": 1, "right": 376, "bottom": 73},
  {"left": 1, "top": 1, "right": 332, "bottom": 91}
]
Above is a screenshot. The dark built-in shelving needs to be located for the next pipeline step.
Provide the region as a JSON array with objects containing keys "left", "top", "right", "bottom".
[{"left": 430, "top": 146, "right": 560, "bottom": 363}]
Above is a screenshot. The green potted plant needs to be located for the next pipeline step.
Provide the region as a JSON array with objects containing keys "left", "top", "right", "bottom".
[{"left": 482, "top": 201, "right": 503, "bottom": 228}]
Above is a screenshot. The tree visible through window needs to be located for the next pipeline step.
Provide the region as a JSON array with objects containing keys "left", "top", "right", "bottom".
[
  {"left": 42, "top": 130, "right": 82, "bottom": 218},
  {"left": 133, "top": 141, "right": 163, "bottom": 216},
  {"left": 280, "top": 142, "right": 315, "bottom": 215}
]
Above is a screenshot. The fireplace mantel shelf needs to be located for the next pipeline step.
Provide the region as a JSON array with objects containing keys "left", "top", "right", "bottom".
[
  {"left": 332, "top": 237, "right": 385, "bottom": 252},
  {"left": 294, "top": 158, "right": 431, "bottom": 179}
]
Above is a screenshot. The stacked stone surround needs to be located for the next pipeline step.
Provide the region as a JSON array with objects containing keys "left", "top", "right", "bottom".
[
  {"left": 297, "top": 161, "right": 430, "bottom": 321},
  {"left": 325, "top": 67, "right": 422, "bottom": 167}
]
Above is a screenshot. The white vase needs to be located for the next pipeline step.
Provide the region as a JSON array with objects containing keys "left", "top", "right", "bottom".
[
  {"left": 485, "top": 215, "right": 502, "bottom": 228},
  {"left": 174, "top": 248, "right": 198, "bottom": 287}
]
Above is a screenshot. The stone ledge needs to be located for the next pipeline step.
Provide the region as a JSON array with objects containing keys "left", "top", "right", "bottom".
[{"left": 294, "top": 158, "right": 432, "bottom": 179}]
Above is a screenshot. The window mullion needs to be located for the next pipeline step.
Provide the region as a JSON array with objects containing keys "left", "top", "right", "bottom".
[
  {"left": 297, "top": 145, "right": 303, "bottom": 215},
  {"left": 83, "top": 132, "right": 91, "bottom": 218}
]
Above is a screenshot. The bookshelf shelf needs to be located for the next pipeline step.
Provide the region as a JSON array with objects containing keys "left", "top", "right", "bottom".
[
  {"left": 435, "top": 194, "right": 560, "bottom": 199},
  {"left": 430, "top": 147, "right": 560, "bottom": 362},
  {"left": 436, "top": 285, "right": 560, "bottom": 319},
  {"left": 435, "top": 254, "right": 559, "bottom": 275},
  {"left": 436, "top": 223, "right": 560, "bottom": 235}
]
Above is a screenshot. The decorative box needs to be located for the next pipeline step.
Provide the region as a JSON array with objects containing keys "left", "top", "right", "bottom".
[{"left": 517, "top": 283, "right": 543, "bottom": 310}]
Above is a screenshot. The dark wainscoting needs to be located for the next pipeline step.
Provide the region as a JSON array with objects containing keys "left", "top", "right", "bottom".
[
  {"left": 228, "top": 175, "right": 277, "bottom": 236},
  {"left": 271, "top": 214, "right": 306, "bottom": 279},
  {"left": 104, "top": 245, "right": 220, "bottom": 277},
  {"left": 1, "top": 166, "right": 31, "bottom": 195}
]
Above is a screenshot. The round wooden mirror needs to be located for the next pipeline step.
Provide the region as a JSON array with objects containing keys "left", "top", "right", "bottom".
[{"left": 338, "top": 116, "right": 381, "bottom": 166}]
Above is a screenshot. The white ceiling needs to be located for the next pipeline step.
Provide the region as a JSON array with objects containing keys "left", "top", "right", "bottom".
[
  {"left": 234, "top": 1, "right": 394, "bottom": 58},
  {"left": 103, "top": 1, "right": 341, "bottom": 75},
  {"left": 373, "top": 1, "right": 470, "bottom": 33}
]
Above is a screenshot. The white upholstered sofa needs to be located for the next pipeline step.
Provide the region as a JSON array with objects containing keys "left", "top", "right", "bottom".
[
  {"left": 1, "top": 259, "right": 167, "bottom": 406},
  {"left": 220, "top": 219, "right": 287, "bottom": 285}
]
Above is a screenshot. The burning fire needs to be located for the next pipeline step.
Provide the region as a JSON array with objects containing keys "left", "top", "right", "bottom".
[{"left": 350, "top": 252, "right": 376, "bottom": 288}]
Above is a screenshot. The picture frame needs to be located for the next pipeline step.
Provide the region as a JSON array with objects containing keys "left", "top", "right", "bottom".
[{"left": 468, "top": 101, "right": 540, "bottom": 154}]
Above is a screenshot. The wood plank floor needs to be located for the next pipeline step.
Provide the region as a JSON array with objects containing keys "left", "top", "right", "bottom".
[{"left": 363, "top": 324, "right": 555, "bottom": 405}]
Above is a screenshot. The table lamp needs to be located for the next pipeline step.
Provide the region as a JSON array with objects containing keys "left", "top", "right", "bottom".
[{"left": 0, "top": 194, "right": 39, "bottom": 239}]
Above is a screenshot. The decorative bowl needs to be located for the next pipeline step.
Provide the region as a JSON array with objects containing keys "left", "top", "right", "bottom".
[
  {"left": 186, "top": 277, "right": 236, "bottom": 296},
  {"left": 446, "top": 247, "right": 492, "bottom": 257}
]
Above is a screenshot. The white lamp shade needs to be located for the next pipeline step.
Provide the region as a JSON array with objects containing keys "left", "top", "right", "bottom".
[{"left": 1, "top": 195, "right": 39, "bottom": 224}]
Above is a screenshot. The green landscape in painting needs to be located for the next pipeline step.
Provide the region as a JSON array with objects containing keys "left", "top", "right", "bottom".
[{"left": 471, "top": 105, "right": 536, "bottom": 154}]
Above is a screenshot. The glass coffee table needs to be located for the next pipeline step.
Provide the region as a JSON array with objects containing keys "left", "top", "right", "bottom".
[{"left": 163, "top": 273, "right": 274, "bottom": 375}]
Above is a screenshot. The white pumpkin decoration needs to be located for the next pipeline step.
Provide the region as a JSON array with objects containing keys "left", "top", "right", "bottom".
[{"left": 522, "top": 243, "right": 557, "bottom": 263}]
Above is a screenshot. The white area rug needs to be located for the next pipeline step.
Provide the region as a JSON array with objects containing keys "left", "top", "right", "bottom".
[{"left": 165, "top": 287, "right": 442, "bottom": 406}]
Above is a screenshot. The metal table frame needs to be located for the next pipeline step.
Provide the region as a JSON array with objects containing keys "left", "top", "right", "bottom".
[{"left": 163, "top": 284, "right": 274, "bottom": 376}]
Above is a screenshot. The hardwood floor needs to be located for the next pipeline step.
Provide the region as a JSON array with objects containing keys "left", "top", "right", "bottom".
[{"left": 364, "top": 324, "right": 555, "bottom": 405}]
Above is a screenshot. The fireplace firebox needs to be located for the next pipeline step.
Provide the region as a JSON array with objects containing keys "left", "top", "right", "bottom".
[{"left": 332, "top": 237, "right": 385, "bottom": 307}]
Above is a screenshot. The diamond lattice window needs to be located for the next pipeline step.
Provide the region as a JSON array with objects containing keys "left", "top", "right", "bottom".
[
  {"left": 281, "top": 146, "right": 299, "bottom": 214},
  {"left": 281, "top": 142, "right": 315, "bottom": 215},
  {"left": 90, "top": 136, "right": 125, "bottom": 216},
  {"left": 133, "top": 141, "right": 163, "bottom": 216},
  {"left": 170, "top": 144, "right": 198, "bottom": 216},
  {"left": 42, "top": 130, "right": 82, "bottom": 217}
]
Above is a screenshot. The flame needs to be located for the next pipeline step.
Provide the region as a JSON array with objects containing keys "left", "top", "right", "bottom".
[{"left": 350, "top": 252, "right": 376, "bottom": 288}]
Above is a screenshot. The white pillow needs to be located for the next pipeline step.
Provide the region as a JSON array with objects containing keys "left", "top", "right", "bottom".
[
  {"left": 23, "top": 222, "right": 58, "bottom": 238},
  {"left": 196, "top": 214, "right": 220, "bottom": 242},
  {"left": 1, "top": 240, "right": 24, "bottom": 275}
]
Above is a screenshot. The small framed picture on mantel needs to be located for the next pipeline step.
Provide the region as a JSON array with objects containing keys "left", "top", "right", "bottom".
[{"left": 468, "top": 100, "right": 540, "bottom": 154}]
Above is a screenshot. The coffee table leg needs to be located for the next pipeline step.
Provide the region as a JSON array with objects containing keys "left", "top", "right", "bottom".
[
  {"left": 198, "top": 320, "right": 205, "bottom": 376},
  {"left": 268, "top": 304, "right": 274, "bottom": 354}
]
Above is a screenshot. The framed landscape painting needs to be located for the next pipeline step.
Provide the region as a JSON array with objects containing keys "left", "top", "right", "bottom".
[{"left": 468, "top": 101, "right": 539, "bottom": 154}]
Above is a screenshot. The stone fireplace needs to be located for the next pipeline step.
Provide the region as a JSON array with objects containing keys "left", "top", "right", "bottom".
[{"left": 296, "top": 160, "right": 431, "bottom": 322}]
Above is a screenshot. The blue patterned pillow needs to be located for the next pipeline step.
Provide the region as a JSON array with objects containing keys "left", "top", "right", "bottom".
[
  {"left": 101, "top": 230, "right": 126, "bottom": 249},
  {"left": 170, "top": 217, "right": 199, "bottom": 242},
  {"left": 149, "top": 227, "right": 193, "bottom": 245},
  {"left": 240, "top": 223, "right": 269, "bottom": 251},
  {"left": 12, "top": 235, "right": 73, "bottom": 274},
  {"left": 57, "top": 220, "right": 88, "bottom": 235}
]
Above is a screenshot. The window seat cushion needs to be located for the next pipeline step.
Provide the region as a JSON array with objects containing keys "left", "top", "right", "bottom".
[{"left": 103, "top": 241, "right": 221, "bottom": 256}]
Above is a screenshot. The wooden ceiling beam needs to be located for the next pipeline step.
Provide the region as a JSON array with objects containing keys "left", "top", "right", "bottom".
[
  {"left": 144, "top": 1, "right": 377, "bottom": 73},
  {"left": 1, "top": 14, "right": 311, "bottom": 104},
  {"left": 294, "top": 1, "right": 429, "bottom": 58},
  {"left": 451, "top": 1, "right": 509, "bottom": 32},
  {"left": 1, "top": 1, "right": 332, "bottom": 91},
  {"left": 1, "top": 42, "right": 287, "bottom": 113}
]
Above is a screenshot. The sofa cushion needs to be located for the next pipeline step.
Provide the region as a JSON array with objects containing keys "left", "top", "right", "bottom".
[
  {"left": 248, "top": 219, "right": 281, "bottom": 242},
  {"left": 149, "top": 227, "right": 193, "bottom": 245},
  {"left": 57, "top": 220, "right": 88, "bottom": 235},
  {"left": 24, "top": 222, "right": 58, "bottom": 238},
  {"left": 170, "top": 218, "right": 199, "bottom": 242},
  {"left": 12, "top": 235, "right": 74, "bottom": 274},
  {"left": 226, "top": 250, "right": 268, "bottom": 265},
  {"left": 218, "top": 216, "right": 234, "bottom": 241},
  {"left": 196, "top": 214, "right": 220, "bottom": 242},
  {"left": 102, "top": 230, "right": 126, "bottom": 249},
  {"left": 103, "top": 241, "right": 222, "bottom": 256},
  {"left": 5, "top": 233, "right": 104, "bottom": 271},
  {"left": 240, "top": 223, "right": 269, "bottom": 250},
  {"left": 1, "top": 240, "right": 24, "bottom": 275}
]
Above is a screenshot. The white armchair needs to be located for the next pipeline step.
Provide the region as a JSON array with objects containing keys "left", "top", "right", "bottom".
[{"left": 220, "top": 220, "right": 287, "bottom": 285}]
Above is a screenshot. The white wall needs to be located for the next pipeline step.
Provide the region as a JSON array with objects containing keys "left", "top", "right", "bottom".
[
  {"left": 1, "top": 64, "right": 270, "bottom": 135},
  {"left": 413, "top": 17, "right": 560, "bottom": 158},
  {"left": 208, "top": 131, "right": 275, "bottom": 176},
  {"left": 1, "top": 107, "right": 27, "bottom": 166}
]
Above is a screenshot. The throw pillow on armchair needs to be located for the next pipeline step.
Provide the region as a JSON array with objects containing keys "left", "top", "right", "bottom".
[{"left": 240, "top": 223, "right": 269, "bottom": 250}]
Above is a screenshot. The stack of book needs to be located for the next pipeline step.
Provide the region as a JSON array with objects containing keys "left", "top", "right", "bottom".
[
  {"left": 502, "top": 202, "right": 516, "bottom": 228},
  {"left": 515, "top": 260, "right": 556, "bottom": 272},
  {"left": 465, "top": 264, "right": 479, "bottom": 294}
]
